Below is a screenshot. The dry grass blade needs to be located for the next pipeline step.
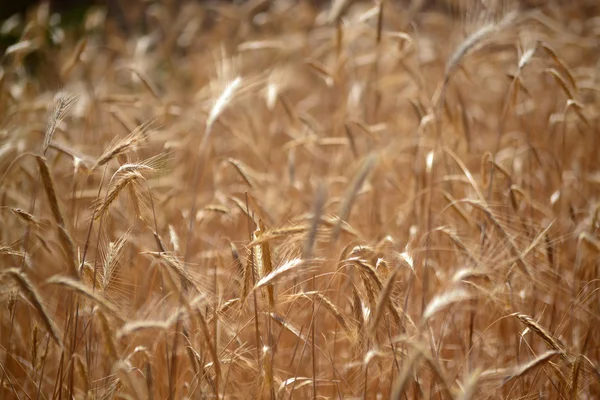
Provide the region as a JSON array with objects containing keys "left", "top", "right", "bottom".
[
  {"left": 350, "top": 257, "right": 383, "bottom": 316},
  {"left": 331, "top": 154, "right": 376, "bottom": 242},
  {"left": 97, "top": 310, "right": 119, "bottom": 360},
  {"left": 546, "top": 68, "right": 576, "bottom": 100},
  {"left": 320, "top": 215, "right": 361, "bottom": 238},
  {"left": 262, "top": 344, "right": 274, "bottom": 398},
  {"left": 480, "top": 350, "right": 559, "bottom": 384},
  {"left": 369, "top": 266, "right": 399, "bottom": 335},
  {"left": 349, "top": 257, "right": 383, "bottom": 290},
  {"left": 57, "top": 224, "right": 79, "bottom": 278},
  {"left": 142, "top": 251, "right": 199, "bottom": 293},
  {"left": 270, "top": 312, "right": 309, "bottom": 343},
  {"left": 114, "top": 359, "right": 144, "bottom": 400},
  {"left": 102, "top": 232, "right": 130, "bottom": 292},
  {"left": 4, "top": 39, "right": 37, "bottom": 56},
  {"left": 0, "top": 268, "right": 63, "bottom": 348},
  {"left": 35, "top": 156, "right": 65, "bottom": 226},
  {"left": 10, "top": 208, "right": 43, "bottom": 226},
  {"left": 227, "top": 158, "right": 256, "bottom": 188},
  {"left": 254, "top": 258, "right": 304, "bottom": 290},
  {"left": 352, "top": 286, "right": 365, "bottom": 348},
  {"left": 212, "top": 298, "right": 240, "bottom": 319},
  {"left": 314, "top": 293, "right": 354, "bottom": 337},
  {"left": 421, "top": 352, "right": 455, "bottom": 399},
  {"left": 117, "top": 320, "right": 171, "bottom": 339},
  {"left": 36, "top": 156, "right": 78, "bottom": 275},
  {"left": 94, "top": 171, "right": 142, "bottom": 220},
  {"left": 390, "top": 349, "right": 423, "bottom": 399},
  {"left": 61, "top": 37, "right": 87, "bottom": 78},
  {"left": 423, "top": 288, "right": 472, "bottom": 323},
  {"left": 445, "top": 11, "right": 518, "bottom": 84},
  {"left": 257, "top": 220, "right": 275, "bottom": 309},
  {"left": 207, "top": 76, "right": 242, "bottom": 136},
  {"left": 464, "top": 200, "right": 532, "bottom": 277},
  {"left": 127, "top": 67, "right": 162, "bottom": 103},
  {"left": 306, "top": 59, "right": 334, "bottom": 87},
  {"left": 570, "top": 325, "right": 592, "bottom": 398},
  {"left": 328, "top": 0, "right": 354, "bottom": 23},
  {"left": 247, "top": 225, "right": 309, "bottom": 247},
  {"left": 458, "top": 370, "right": 481, "bottom": 400},
  {"left": 168, "top": 225, "right": 180, "bottom": 253},
  {"left": 186, "top": 301, "right": 221, "bottom": 384},
  {"left": 578, "top": 232, "right": 600, "bottom": 255},
  {"left": 0, "top": 245, "right": 23, "bottom": 258},
  {"left": 45, "top": 275, "right": 124, "bottom": 322},
  {"left": 540, "top": 41, "right": 577, "bottom": 90},
  {"left": 240, "top": 245, "right": 255, "bottom": 303},
  {"left": 507, "top": 350, "right": 560, "bottom": 381},
  {"left": 303, "top": 183, "right": 326, "bottom": 261},
  {"left": 43, "top": 92, "right": 78, "bottom": 154},
  {"left": 202, "top": 204, "right": 230, "bottom": 215},
  {"left": 513, "top": 313, "right": 571, "bottom": 362},
  {"left": 74, "top": 353, "right": 90, "bottom": 395},
  {"left": 117, "top": 309, "right": 186, "bottom": 339},
  {"left": 442, "top": 191, "right": 476, "bottom": 228},
  {"left": 229, "top": 195, "right": 257, "bottom": 223},
  {"left": 94, "top": 119, "right": 155, "bottom": 169},
  {"left": 229, "top": 240, "right": 245, "bottom": 280},
  {"left": 481, "top": 152, "right": 512, "bottom": 189}
]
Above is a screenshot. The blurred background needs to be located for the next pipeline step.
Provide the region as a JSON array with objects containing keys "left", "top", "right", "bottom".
[
  {"left": 1, "top": 0, "right": 599, "bottom": 64},
  {"left": 3, "top": 0, "right": 600, "bottom": 25},
  {"left": 0, "top": 0, "right": 97, "bottom": 20}
]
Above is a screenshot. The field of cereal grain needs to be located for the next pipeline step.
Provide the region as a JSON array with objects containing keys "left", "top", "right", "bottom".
[{"left": 1, "top": 1, "right": 599, "bottom": 398}]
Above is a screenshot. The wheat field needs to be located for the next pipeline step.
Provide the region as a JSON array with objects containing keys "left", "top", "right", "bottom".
[{"left": 0, "top": 0, "right": 599, "bottom": 398}]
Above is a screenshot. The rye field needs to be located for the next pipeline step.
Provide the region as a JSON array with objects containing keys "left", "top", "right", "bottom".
[{"left": 1, "top": 0, "right": 599, "bottom": 398}]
